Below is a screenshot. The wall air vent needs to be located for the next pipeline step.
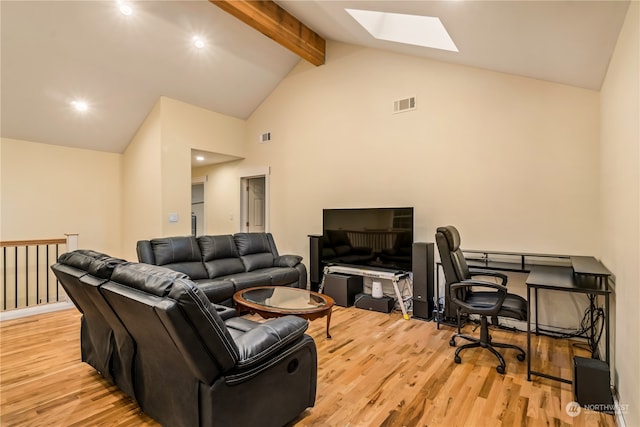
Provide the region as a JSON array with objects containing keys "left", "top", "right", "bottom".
[
  {"left": 259, "top": 132, "right": 272, "bottom": 143},
  {"left": 393, "top": 96, "right": 416, "bottom": 114}
]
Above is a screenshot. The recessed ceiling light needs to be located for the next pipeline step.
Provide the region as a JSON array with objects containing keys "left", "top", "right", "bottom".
[
  {"left": 71, "top": 100, "right": 89, "bottom": 112},
  {"left": 117, "top": 1, "right": 133, "bottom": 16},
  {"left": 192, "top": 36, "right": 205, "bottom": 49},
  {"left": 195, "top": 156, "right": 205, "bottom": 161},
  {"left": 346, "top": 9, "right": 458, "bottom": 52}
]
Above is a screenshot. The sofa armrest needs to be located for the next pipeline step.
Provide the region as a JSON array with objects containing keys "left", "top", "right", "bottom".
[
  {"left": 233, "top": 316, "right": 308, "bottom": 369},
  {"left": 213, "top": 304, "right": 237, "bottom": 320},
  {"left": 136, "top": 240, "right": 155, "bottom": 264},
  {"left": 274, "top": 254, "right": 302, "bottom": 268}
]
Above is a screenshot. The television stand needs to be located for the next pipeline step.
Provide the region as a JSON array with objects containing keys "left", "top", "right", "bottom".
[{"left": 318, "top": 264, "right": 413, "bottom": 320}]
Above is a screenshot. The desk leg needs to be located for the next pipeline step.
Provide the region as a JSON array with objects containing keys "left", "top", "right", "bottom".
[
  {"left": 605, "top": 289, "right": 610, "bottom": 365},
  {"left": 534, "top": 287, "right": 539, "bottom": 335},
  {"left": 527, "top": 285, "right": 532, "bottom": 381},
  {"left": 589, "top": 294, "right": 596, "bottom": 355},
  {"left": 435, "top": 264, "right": 441, "bottom": 329}
]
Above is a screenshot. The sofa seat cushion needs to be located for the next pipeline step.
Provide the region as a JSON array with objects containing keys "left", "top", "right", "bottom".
[
  {"left": 224, "top": 272, "right": 272, "bottom": 292},
  {"left": 232, "top": 316, "right": 309, "bottom": 370},
  {"left": 193, "top": 279, "right": 236, "bottom": 303},
  {"left": 258, "top": 267, "right": 300, "bottom": 286}
]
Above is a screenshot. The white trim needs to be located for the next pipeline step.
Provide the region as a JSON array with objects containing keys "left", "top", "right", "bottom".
[
  {"left": 237, "top": 166, "right": 270, "bottom": 179},
  {"left": 192, "top": 175, "right": 207, "bottom": 184},
  {"left": 0, "top": 301, "right": 75, "bottom": 322},
  {"left": 612, "top": 387, "right": 628, "bottom": 427}
]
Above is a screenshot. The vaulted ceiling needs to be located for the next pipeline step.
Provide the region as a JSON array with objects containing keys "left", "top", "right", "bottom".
[{"left": 1, "top": 1, "right": 630, "bottom": 155}]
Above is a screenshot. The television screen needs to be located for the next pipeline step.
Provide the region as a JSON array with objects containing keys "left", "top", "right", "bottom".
[{"left": 321, "top": 207, "right": 413, "bottom": 271}]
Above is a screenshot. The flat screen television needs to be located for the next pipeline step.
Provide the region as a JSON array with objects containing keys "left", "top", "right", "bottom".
[{"left": 321, "top": 207, "right": 414, "bottom": 271}]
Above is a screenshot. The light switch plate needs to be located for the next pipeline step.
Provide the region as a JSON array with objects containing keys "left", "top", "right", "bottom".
[{"left": 168, "top": 213, "right": 179, "bottom": 222}]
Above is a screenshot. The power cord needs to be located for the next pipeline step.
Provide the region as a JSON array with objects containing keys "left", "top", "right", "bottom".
[{"left": 534, "top": 296, "right": 605, "bottom": 355}]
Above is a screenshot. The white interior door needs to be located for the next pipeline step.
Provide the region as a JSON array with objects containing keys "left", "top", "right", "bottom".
[{"left": 247, "top": 177, "right": 265, "bottom": 232}]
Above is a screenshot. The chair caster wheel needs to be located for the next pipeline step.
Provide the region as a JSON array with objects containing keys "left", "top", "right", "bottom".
[
  {"left": 454, "top": 355, "right": 461, "bottom": 364},
  {"left": 517, "top": 353, "right": 526, "bottom": 362},
  {"left": 496, "top": 365, "right": 505, "bottom": 374},
  {"left": 449, "top": 339, "right": 456, "bottom": 347}
]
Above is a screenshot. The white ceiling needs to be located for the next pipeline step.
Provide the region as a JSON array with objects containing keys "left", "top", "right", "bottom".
[{"left": 1, "top": 0, "right": 630, "bottom": 158}]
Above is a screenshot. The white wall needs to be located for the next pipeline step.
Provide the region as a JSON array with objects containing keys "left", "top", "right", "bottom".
[
  {"left": 207, "top": 41, "right": 601, "bottom": 260},
  {"left": 0, "top": 138, "right": 122, "bottom": 256},
  {"left": 121, "top": 96, "right": 245, "bottom": 260},
  {"left": 192, "top": 160, "right": 246, "bottom": 235},
  {"left": 600, "top": 2, "right": 639, "bottom": 425},
  {"left": 121, "top": 99, "right": 164, "bottom": 260}
]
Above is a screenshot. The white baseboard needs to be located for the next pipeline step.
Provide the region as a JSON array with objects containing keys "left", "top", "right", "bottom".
[{"left": 0, "top": 301, "right": 75, "bottom": 322}]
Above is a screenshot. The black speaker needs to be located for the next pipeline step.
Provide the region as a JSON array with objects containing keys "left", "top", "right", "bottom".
[
  {"left": 308, "top": 235, "right": 323, "bottom": 291},
  {"left": 323, "top": 273, "right": 363, "bottom": 307},
  {"left": 412, "top": 242, "right": 434, "bottom": 321},
  {"left": 354, "top": 293, "right": 394, "bottom": 313},
  {"left": 573, "top": 356, "right": 614, "bottom": 413}
]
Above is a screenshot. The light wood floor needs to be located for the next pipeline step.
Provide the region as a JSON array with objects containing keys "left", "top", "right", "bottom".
[{"left": 0, "top": 307, "right": 615, "bottom": 427}]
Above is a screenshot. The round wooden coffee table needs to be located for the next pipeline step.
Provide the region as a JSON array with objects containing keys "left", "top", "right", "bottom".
[{"left": 233, "top": 286, "right": 335, "bottom": 338}]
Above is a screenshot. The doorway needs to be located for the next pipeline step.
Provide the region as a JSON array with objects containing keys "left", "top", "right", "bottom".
[
  {"left": 244, "top": 177, "right": 266, "bottom": 232},
  {"left": 191, "top": 183, "right": 205, "bottom": 236}
]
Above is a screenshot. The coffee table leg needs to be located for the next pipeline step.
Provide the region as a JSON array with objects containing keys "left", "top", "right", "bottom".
[{"left": 326, "top": 309, "right": 332, "bottom": 339}]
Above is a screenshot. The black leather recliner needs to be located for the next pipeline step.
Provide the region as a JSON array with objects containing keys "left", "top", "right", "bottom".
[
  {"left": 435, "top": 225, "right": 527, "bottom": 374},
  {"left": 52, "top": 250, "right": 317, "bottom": 427},
  {"left": 51, "top": 250, "right": 137, "bottom": 397}
]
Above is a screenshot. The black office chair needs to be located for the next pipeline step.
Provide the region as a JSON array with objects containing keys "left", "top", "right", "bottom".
[{"left": 435, "top": 225, "right": 527, "bottom": 374}]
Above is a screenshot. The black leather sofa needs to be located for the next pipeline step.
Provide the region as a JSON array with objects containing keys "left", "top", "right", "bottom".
[
  {"left": 52, "top": 249, "right": 317, "bottom": 427},
  {"left": 136, "top": 233, "right": 307, "bottom": 306}
]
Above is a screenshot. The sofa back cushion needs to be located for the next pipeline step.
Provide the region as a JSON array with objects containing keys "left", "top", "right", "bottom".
[
  {"left": 233, "top": 233, "right": 275, "bottom": 272},
  {"left": 147, "top": 236, "right": 208, "bottom": 280},
  {"left": 111, "top": 263, "right": 189, "bottom": 297},
  {"left": 58, "top": 249, "right": 126, "bottom": 279},
  {"left": 197, "top": 235, "right": 246, "bottom": 278}
]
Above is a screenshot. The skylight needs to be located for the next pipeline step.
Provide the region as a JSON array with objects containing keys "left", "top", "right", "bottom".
[{"left": 345, "top": 9, "right": 458, "bottom": 52}]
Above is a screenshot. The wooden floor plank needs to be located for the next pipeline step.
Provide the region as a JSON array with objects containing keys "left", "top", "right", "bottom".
[{"left": 0, "top": 307, "right": 616, "bottom": 426}]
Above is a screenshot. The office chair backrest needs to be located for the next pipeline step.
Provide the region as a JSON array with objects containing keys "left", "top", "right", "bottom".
[{"left": 436, "top": 226, "right": 471, "bottom": 282}]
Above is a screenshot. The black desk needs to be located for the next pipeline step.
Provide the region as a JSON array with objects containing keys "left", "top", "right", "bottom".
[{"left": 526, "top": 258, "right": 611, "bottom": 384}]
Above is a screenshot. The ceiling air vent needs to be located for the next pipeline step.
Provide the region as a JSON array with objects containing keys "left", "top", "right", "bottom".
[
  {"left": 393, "top": 96, "right": 416, "bottom": 114},
  {"left": 259, "top": 132, "right": 272, "bottom": 143}
]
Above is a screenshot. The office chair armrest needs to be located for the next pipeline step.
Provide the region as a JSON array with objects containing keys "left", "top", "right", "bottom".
[
  {"left": 450, "top": 280, "right": 507, "bottom": 316},
  {"left": 469, "top": 269, "right": 508, "bottom": 285}
]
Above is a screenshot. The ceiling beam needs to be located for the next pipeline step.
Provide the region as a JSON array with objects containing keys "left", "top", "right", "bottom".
[{"left": 210, "top": 0, "right": 325, "bottom": 66}]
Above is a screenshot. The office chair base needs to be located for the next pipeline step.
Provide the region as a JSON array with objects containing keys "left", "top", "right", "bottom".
[{"left": 450, "top": 319, "right": 526, "bottom": 374}]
